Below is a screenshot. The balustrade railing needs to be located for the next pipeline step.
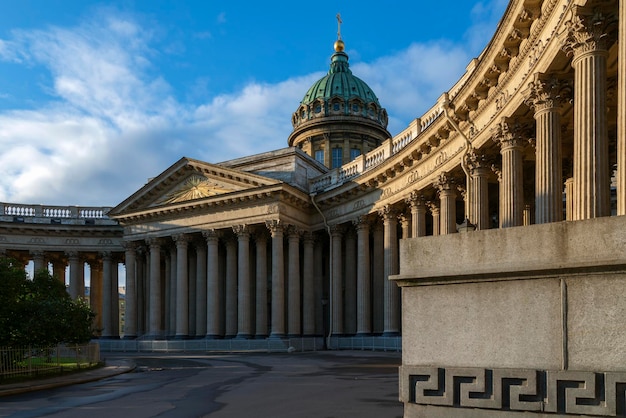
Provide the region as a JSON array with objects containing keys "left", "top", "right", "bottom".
[
  {"left": 1, "top": 203, "right": 112, "bottom": 219},
  {"left": 309, "top": 99, "right": 447, "bottom": 193}
]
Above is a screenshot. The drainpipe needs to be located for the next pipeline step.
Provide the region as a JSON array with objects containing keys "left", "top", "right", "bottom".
[
  {"left": 310, "top": 192, "right": 333, "bottom": 349},
  {"left": 440, "top": 92, "right": 475, "bottom": 231}
]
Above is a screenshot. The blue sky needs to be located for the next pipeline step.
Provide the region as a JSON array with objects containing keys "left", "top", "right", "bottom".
[{"left": 0, "top": 0, "right": 508, "bottom": 206}]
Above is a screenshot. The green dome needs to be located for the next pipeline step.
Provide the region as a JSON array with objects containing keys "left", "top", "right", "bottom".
[
  {"left": 301, "top": 51, "right": 382, "bottom": 107},
  {"left": 291, "top": 47, "right": 388, "bottom": 130}
]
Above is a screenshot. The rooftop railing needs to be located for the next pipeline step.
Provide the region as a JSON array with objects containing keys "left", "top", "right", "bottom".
[{"left": 1, "top": 203, "right": 112, "bottom": 219}]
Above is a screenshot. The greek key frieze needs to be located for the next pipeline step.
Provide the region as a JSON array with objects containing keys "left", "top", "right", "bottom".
[{"left": 401, "top": 366, "right": 626, "bottom": 416}]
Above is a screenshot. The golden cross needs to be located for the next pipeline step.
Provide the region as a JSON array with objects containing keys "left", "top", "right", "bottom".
[{"left": 336, "top": 13, "right": 342, "bottom": 40}]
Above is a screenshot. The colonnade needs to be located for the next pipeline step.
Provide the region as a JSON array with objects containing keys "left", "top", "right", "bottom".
[
  {"left": 1, "top": 249, "right": 123, "bottom": 339},
  {"left": 119, "top": 211, "right": 412, "bottom": 340}
]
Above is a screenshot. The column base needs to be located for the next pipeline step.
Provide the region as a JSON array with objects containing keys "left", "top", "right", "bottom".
[
  {"left": 255, "top": 334, "right": 268, "bottom": 340},
  {"left": 205, "top": 334, "right": 223, "bottom": 340},
  {"left": 174, "top": 335, "right": 190, "bottom": 340},
  {"left": 122, "top": 335, "right": 137, "bottom": 340},
  {"left": 235, "top": 334, "right": 253, "bottom": 339},
  {"left": 269, "top": 333, "right": 285, "bottom": 339}
]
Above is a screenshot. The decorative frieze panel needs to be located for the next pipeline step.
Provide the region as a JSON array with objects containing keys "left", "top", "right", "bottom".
[{"left": 400, "top": 366, "right": 626, "bottom": 416}]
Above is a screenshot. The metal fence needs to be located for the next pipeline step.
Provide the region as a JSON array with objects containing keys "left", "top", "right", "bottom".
[{"left": 0, "top": 343, "right": 100, "bottom": 381}]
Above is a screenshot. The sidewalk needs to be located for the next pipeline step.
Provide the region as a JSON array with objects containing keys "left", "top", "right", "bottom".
[{"left": 0, "top": 359, "right": 135, "bottom": 397}]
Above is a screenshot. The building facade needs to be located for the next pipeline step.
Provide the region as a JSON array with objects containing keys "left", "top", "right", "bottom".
[{"left": 1, "top": 0, "right": 626, "bottom": 413}]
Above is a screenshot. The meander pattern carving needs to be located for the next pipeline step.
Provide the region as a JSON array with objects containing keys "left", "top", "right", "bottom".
[{"left": 400, "top": 366, "right": 626, "bottom": 416}]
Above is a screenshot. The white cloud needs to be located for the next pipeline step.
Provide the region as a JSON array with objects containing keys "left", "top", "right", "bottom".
[
  {"left": 0, "top": 2, "right": 505, "bottom": 207},
  {"left": 353, "top": 41, "right": 472, "bottom": 134}
]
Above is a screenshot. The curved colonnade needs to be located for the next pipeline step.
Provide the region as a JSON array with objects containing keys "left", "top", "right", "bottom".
[{"left": 0, "top": 0, "right": 623, "bottom": 352}]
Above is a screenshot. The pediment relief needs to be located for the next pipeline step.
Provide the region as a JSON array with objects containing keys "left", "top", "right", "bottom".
[
  {"left": 110, "top": 157, "right": 284, "bottom": 217},
  {"left": 156, "top": 175, "right": 238, "bottom": 205}
]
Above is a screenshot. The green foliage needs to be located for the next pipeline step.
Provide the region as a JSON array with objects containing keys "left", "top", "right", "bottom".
[{"left": 0, "top": 257, "right": 95, "bottom": 347}]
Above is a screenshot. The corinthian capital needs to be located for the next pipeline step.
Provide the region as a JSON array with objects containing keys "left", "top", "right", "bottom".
[
  {"left": 491, "top": 117, "right": 530, "bottom": 150},
  {"left": 561, "top": 6, "right": 616, "bottom": 57},
  {"left": 265, "top": 219, "right": 284, "bottom": 235},
  {"left": 352, "top": 215, "right": 371, "bottom": 231},
  {"left": 405, "top": 191, "right": 426, "bottom": 209},
  {"left": 433, "top": 172, "right": 456, "bottom": 192},
  {"left": 377, "top": 204, "right": 397, "bottom": 221},
  {"left": 523, "top": 74, "right": 572, "bottom": 113},
  {"left": 232, "top": 224, "right": 250, "bottom": 237}
]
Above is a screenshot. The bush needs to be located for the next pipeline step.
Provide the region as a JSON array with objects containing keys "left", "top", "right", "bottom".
[{"left": 0, "top": 257, "right": 95, "bottom": 347}]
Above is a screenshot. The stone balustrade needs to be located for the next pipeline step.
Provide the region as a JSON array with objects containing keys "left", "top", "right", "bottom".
[{"left": 0, "top": 202, "right": 117, "bottom": 225}]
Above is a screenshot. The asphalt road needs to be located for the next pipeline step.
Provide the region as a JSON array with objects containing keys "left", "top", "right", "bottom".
[{"left": 0, "top": 351, "right": 403, "bottom": 418}]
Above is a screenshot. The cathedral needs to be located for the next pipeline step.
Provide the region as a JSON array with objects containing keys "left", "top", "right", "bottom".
[{"left": 2, "top": 0, "right": 626, "bottom": 415}]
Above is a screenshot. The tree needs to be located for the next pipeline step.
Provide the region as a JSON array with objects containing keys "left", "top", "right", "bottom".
[{"left": 0, "top": 257, "right": 95, "bottom": 347}]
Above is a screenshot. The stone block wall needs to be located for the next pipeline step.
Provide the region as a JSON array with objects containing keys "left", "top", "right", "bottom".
[{"left": 392, "top": 216, "right": 626, "bottom": 417}]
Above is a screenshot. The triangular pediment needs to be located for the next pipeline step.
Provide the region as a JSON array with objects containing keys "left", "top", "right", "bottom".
[
  {"left": 110, "top": 157, "right": 281, "bottom": 216},
  {"left": 156, "top": 174, "right": 240, "bottom": 205}
]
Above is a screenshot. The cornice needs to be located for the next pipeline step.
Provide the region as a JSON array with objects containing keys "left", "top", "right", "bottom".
[
  {"left": 0, "top": 222, "right": 123, "bottom": 237},
  {"left": 114, "top": 183, "right": 311, "bottom": 224}
]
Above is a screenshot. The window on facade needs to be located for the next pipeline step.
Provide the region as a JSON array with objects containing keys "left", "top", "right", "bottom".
[
  {"left": 350, "top": 148, "right": 361, "bottom": 161},
  {"left": 331, "top": 148, "right": 343, "bottom": 169},
  {"left": 315, "top": 150, "right": 324, "bottom": 165},
  {"left": 333, "top": 102, "right": 340, "bottom": 111},
  {"left": 352, "top": 104, "right": 360, "bottom": 113},
  {"left": 315, "top": 104, "right": 322, "bottom": 113}
]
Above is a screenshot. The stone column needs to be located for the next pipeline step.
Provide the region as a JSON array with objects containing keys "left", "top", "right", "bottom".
[
  {"left": 616, "top": 0, "right": 626, "bottom": 215},
  {"left": 31, "top": 250, "right": 46, "bottom": 274},
  {"left": 195, "top": 240, "right": 207, "bottom": 338},
  {"left": 233, "top": 225, "right": 252, "bottom": 339},
  {"left": 330, "top": 225, "right": 344, "bottom": 336},
  {"left": 136, "top": 247, "right": 146, "bottom": 336},
  {"left": 427, "top": 202, "right": 440, "bottom": 236},
  {"left": 466, "top": 151, "right": 491, "bottom": 230},
  {"left": 525, "top": 75, "right": 567, "bottom": 224},
  {"left": 492, "top": 118, "right": 526, "bottom": 228},
  {"left": 302, "top": 232, "right": 316, "bottom": 336},
  {"left": 372, "top": 223, "right": 384, "bottom": 333},
  {"left": 353, "top": 216, "right": 371, "bottom": 335},
  {"left": 287, "top": 226, "right": 302, "bottom": 337},
  {"left": 111, "top": 258, "right": 120, "bottom": 338},
  {"left": 344, "top": 228, "right": 357, "bottom": 335},
  {"left": 435, "top": 173, "right": 457, "bottom": 234},
  {"left": 224, "top": 237, "right": 237, "bottom": 338},
  {"left": 147, "top": 238, "right": 163, "bottom": 338},
  {"left": 89, "top": 260, "right": 102, "bottom": 335},
  {"left": 101, "top": 251, "right": 113, "bottom": 338},
  {"left": 172, "top": 234, "right": 190, "bottom": 339},
  {"left": 565, "top": 177, "right": 575, "bottom": 221},
  {"left": 67, "top": 251, "right": 82, "bottom": 300},
  {"left": 406, "top": 192, "right": 426, "bottom": 237},
  {"left": 379, "top": 205, "right": 399, "bottom": 336},
  {"left": 562, "top": 9, "right": 612, "bottom": 219},
  {"left": 188, "top": 250, "right": 197, "bottom": 337},
  {"left": 204, "top": 230, "right": 221, "bottom": 338},
  {"left": 123, "top": 242, "right": 137, "bottom": 339},
  {"left": 266, "top": 220, "right": 285, "bottom": 338},
  {"left": 313, "top": 238, "right": 325, "bottom": 336},
  {"left": 399, "top": 214, "right": 410, "bottom": 239},
  {"left": 52, "top": 259, "right": 66, "bottom": 284},
  {"left": 255, "top": 232, "right": 269, "bottom": 338}
]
